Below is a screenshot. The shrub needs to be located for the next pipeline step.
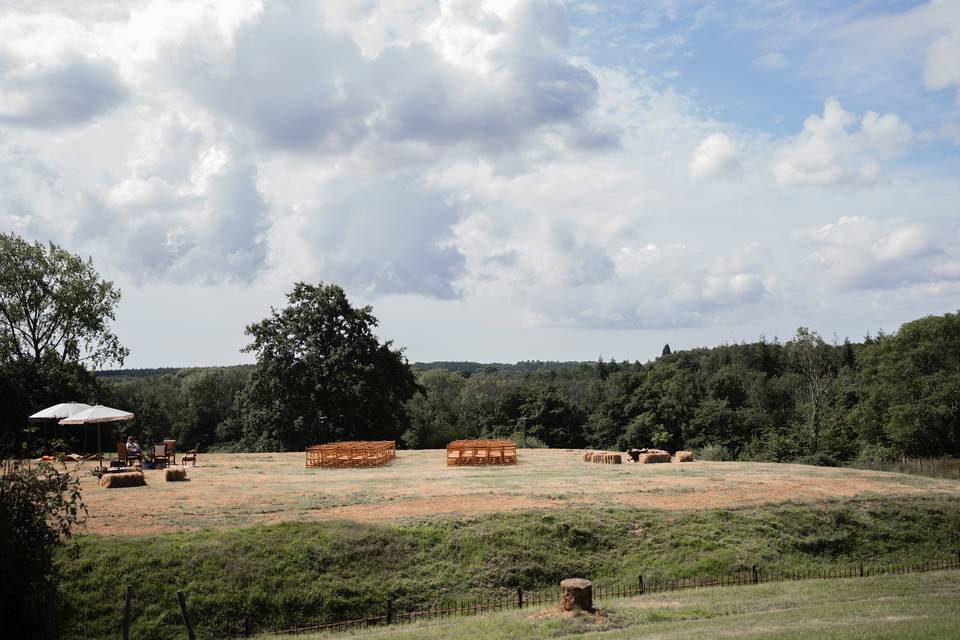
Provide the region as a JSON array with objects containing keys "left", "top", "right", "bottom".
[
  {"left": 696, "top": 444, "right": 733, "bottom": 461},
  {"left": 510, "top": 432, "right": 547, "bottom": 448},
  {"left": 0, "top": 461, "right": 85, "bottom": 639}
]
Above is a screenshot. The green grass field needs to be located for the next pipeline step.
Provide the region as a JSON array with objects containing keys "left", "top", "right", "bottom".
[
  {"left": 55, "top": 495, "right": 960, "bottom": 640},
  {"left": 255, "top": 571, "right": 960, "bottom": 640}
]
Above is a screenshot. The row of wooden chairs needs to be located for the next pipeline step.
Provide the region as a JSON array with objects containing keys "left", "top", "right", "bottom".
[
  {"left": 306, "top": 441, "right": 396, "bottom": 468},
  {"left": 446, "top": 439, "right": 518, "bottom": 466}
]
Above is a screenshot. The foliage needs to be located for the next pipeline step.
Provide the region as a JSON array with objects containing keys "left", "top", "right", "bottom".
[
  {"left": 0, "top": 233, "right": 127, "bottom": 368},
  {"left": 0, "top": 233, "right": 127, "bottom": 456},
  {"left": 55, "top": 496, "right": 960, "bottom": 639},
  {"left": 695, "top": 443, "right": 733, "bottom": 461},
  {"left": 0, "top": 461, "right": 85, "bottom": 639},
  {"left": 231, "top": 282, "right": 420, "bottom": 450}
]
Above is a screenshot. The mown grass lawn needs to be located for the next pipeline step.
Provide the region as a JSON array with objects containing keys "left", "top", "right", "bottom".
[
  {"left": 256, "top": 571, "right": 960, "bottom": 640},
  {"left": 56, "top": 495, "right": 960, "bottom": 640}
]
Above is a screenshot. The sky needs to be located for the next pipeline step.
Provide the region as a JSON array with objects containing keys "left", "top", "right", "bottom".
[{"left": 1, "top": 0, "right": 958, "bottom": 368}]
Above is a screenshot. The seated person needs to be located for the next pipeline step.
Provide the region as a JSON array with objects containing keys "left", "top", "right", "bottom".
[{"left": 125, "top": 436, "right": 142, "bottom": 459}]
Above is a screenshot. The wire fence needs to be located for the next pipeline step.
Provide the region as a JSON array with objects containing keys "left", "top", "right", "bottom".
[{"left": 258, "top": 551, "right": 960, "bottom": 637}]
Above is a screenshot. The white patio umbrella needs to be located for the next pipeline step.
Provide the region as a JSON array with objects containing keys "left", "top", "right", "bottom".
[
  {"left": 29, "top": 402, "right": 93, "bottom": 420},
  {"left": 28, "top": 402, "right": 94, "bottom": 454},
  {"left": 60, "top": 405, "right": 135, "bottom": 469}
]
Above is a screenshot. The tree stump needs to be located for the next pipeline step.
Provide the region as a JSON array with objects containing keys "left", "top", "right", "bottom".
[{"left": 559, "top": 578, "right": 593, "bottom": 612}]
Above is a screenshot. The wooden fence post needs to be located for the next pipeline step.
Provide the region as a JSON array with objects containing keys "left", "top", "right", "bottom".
[
  {"left": 517, "top": 587, "right": 523, "bottom": 609},
  {"left": 638, "top": 575, "right": 644, "bottom": 595},
  {"left": 752, "top": 566, "right": 759, "bottom": 584},
  {"left": 858, "top": 561, "right": 864, "bottom": 577},
  {"left": 123, "top": 585, "right": 132, "bottom": 640},
  {"left": 176, "top": 591, "right": 196, "bottom": 640},
  {"left": 386, "top": 599, "right": 393, "bottom": 625}
]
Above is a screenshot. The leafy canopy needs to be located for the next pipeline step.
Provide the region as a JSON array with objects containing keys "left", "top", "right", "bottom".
[
  {"left": 235, "top": 282, "right": 420, "bottom": 450},
  {"left": 0, "top": 233, "right": 127, "bottom": 368}
]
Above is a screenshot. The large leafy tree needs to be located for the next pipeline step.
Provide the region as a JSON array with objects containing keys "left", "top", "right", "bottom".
[
  {"left": 0, "top": 233, "right": 127, "bottom": 454},
  {"left": 0, "top": 233, "right": 127, "bottom": 368},
  {"left": 854, "top": 312, "right": 960, "bottom": 456},
  {"left": 234, "top": 282, "right": 420, "bottom": 450}
]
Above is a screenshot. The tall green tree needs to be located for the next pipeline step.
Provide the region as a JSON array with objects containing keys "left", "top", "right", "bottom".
[
  {"left": 854, "top": 312, "right": 960, "bottom": 456},
  {"left": 234, "top": 282, "right": 420, "bottom": 450},
  {"left": 0, "top": 233, "right": 126, "bottom": 368},
  {"left": 0, "top": 233, "right": 126, "bottom": 454}
]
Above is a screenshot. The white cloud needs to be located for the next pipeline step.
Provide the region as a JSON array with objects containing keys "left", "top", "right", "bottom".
[
  {"left": 754, "top": 51, "right": 787, "bottom": 70},
  {"left": 0, "top": 0, "right": 958, "bottom": 366},
  {"left": 801, "top": 216, "right": 946, "bottom": 291},
  {"left": 924, "top": 29, "right": 960, "bottom": 104},
  {"left": 688, "top": 132, "right": 741, "bottom": 179},
  {"left": 774, "top": 99, "right": 912, "bottom": 186}
]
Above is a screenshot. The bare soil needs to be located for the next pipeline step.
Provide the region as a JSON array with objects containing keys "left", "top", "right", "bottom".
[{"left": 68, "top": 449, "right": 960, "bottom": 536}]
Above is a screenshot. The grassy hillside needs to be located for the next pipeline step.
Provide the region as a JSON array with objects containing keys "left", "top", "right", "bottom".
[
  {"left": 258, "top": 571, "right": 960, "bottom": 640},
  {"left": 55, "top": 495, "right": 960, "bottom": 639}
]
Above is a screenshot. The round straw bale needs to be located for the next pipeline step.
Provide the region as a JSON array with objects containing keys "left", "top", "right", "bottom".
[
  {"left": 673, "top": 450, "right": 694, "bottom": 462},
  {"left": 165, "top": 467, "right": 188, "bottom": 482},
  {"left": 99, "top": 471, "right": 146, "bottom": 488}
]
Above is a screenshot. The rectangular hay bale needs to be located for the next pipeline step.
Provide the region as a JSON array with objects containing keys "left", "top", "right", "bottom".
[
  {"left": 99, "top": 471, "right": 146, "bottom": 488},
  {"left": 638, "top": 451, "right": 672, "bottom": 464},
  {"left": 165, "top": 467, "right": 188, "bottom": 481},
  {"left": 674, "top": 450, "right": 694, "bottom": 462}
]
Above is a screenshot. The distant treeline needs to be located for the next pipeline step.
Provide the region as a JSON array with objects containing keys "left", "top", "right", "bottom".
[{"left": 84, "top": 310, "right": 959, "bottom": 465}]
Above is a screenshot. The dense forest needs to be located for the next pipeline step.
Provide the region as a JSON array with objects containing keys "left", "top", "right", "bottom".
[{"left": 87, "top": 311, "right": 960, "bottom": 465}]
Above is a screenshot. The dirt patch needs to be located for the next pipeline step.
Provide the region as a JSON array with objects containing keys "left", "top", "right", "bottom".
[{"left": 67, "top": 450, "right": 960, "bottom": 536}]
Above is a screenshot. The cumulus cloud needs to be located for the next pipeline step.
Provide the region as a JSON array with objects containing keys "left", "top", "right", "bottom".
[
  {"left": 800, "top": 216, "right": 948, "bottom": 291},
  {"left": 0, "top": 55, "right": 126, "bottom": 128},
  {"left": 0, "top": 0, "right": 958, "bottom": 360},
  {"left": 149, "top": 0, "right": 604, "bottom": 154},
  {"left": 774, "top": 99, "right": 912, "bottom": 186},
  {"left": 269, "top": 174, "right": 465, "bottom": 299},
  {"left": 924, "top": 29, "right": 960, "bottom": 104},
  {"left": 688, "top": 133, "right": 741, "bottom": 179}
]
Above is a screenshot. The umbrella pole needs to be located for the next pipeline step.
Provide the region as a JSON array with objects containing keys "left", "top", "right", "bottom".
[{"left": 98, "top": 422, "right": 102, "bottom": 469}]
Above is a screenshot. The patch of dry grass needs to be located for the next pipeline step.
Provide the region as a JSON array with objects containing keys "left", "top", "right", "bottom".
[{"left": 67, "top": 449, "right": 960, "bottom": 536}]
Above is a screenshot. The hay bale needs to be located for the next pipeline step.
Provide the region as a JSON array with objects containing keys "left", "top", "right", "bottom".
[
  {"left": 638, "top": 450, "right": 672, "bottom": 464},
  {"left": 674, "top": 450, "right": 694, "bottom": 462},
  {"left": 99, "top": 472, "right": 146, "bottom": 488},
  {"left": 165, "top": 467, "right": 188, "bottom": 482}
]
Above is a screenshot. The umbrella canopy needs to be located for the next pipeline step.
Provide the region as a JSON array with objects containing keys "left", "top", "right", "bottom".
[
  {"left": 29, "top": 402, "right": 93, "bottom": 420},
  {"left": 60, "top": 405, "right": 135, "bottom": 468},
  {"left": 59, "top": 405, "right": 135, "bottom": 424}
]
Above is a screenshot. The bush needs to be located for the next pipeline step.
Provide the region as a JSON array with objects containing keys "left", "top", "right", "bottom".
[
  {"left": 510, "top": 432, "right": 547, "bottom": 448},
  {"left": 0, "top": 461, "right": 85, "bottom": 639},
  {"left": 696, "top": 444, "right": 733, "bottom": 461}
]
